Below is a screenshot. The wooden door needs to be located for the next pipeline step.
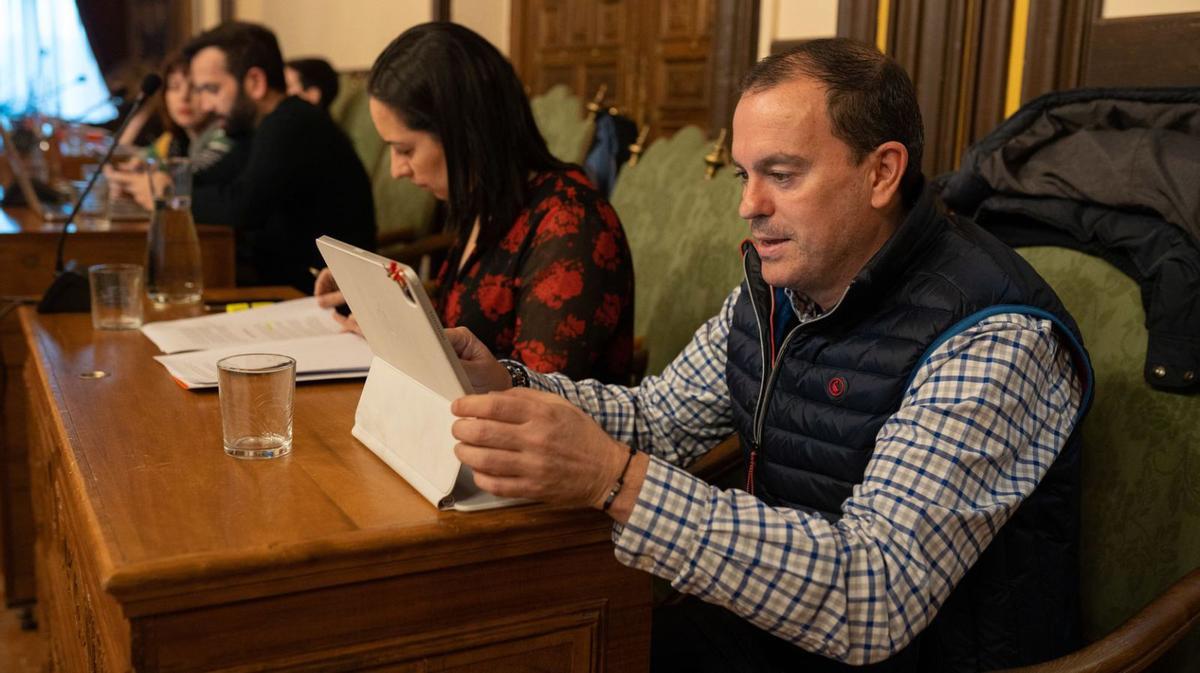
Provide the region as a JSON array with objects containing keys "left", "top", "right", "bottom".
[{"left": 512, "top": 0, "right": 758, "bottom": 140}]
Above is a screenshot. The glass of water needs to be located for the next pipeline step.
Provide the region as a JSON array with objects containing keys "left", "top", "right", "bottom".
[
  {"left": 88, "top": 264, "right": 144, "bottom": 330},
  {"left": 217, "top": 353, "right": 296, "bottom": 459}
]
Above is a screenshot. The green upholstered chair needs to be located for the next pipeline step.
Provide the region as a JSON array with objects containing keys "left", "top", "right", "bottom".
[
  {"left": 610, "top": 126, "right": 747, "bottom": 378},
  {"left": 990, "top": 248, "right": 1200, "bottom": 673},
  {"left": 328, "top": 73, "right": 439, "bottom": 253},
  {"left": 609, "top": 125, "right": 747, "bottom": 486},
  {"left": 530, "top": 85, "right": 594, "bottom": 165},
  {"left": 328, "top": 73, "right": 382, "bottom": 173}
]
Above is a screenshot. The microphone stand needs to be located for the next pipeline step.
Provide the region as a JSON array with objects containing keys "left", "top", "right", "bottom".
[{"left": 37, "top": 74, "right": 161, "bottom": 313}]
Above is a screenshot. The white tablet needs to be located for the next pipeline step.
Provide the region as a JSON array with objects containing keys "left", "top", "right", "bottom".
[
  {"left": 316, "top": 236, "right": 523, "bottom": 511},
  {"left": 316, "top": 236, "right": 471, "bottom": 399}
]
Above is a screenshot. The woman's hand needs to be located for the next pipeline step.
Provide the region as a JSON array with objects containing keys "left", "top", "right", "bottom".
[
  {"left": 313, "top": 267, "right": 362, "bottom": 336},
  {"left": 444, "top": 327, "right": 512, "bottom": 393}
]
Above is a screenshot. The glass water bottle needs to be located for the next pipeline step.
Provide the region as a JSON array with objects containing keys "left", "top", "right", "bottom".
[{"left": 145, "top": 157, "right": 203, "bottom": 305}]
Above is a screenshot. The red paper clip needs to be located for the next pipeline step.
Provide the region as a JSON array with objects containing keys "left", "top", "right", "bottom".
[{"left": 386, "top": 261, "right": 408, "bottom": 288}]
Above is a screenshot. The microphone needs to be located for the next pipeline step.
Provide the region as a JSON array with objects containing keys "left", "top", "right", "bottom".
[{"left": 37, "top": 73, "right": 163, "bottom": 314}]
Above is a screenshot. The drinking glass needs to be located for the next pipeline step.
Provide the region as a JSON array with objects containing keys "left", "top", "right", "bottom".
[
  {"left": 217, "top": 353, "right": 296, "bottom": 459},
  {"left": 88, "top": 264, "right": 144, "bottom": 330}
]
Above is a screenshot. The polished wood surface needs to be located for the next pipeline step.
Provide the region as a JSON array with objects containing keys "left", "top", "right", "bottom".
[
  {"left": 0, "top": 205, "right": 236, "bottom": 610},
  {"left": 996, "top": 568, "right": 1200, "bottom": 673},
  {"left": 2, "top": 288, "right": 297, "bottom": 614},
  {"left": 21, "top": 301, "right": 651, "bottom": 671},
  {"left": 0, "top": 206, "right": 235, "bottom": 297}
]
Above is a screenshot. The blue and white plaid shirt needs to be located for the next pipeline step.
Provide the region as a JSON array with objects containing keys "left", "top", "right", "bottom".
[{"left": 526, "top": 285, "right": 1082, "bottom": 665}]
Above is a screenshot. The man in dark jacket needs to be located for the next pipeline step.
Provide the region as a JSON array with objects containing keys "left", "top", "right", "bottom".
[
  {"left": 442, "top": 40, "right": 1092, "bottom": 672},
  {"left": 185, "top": 22, "right": 375, "bottom": 292}
]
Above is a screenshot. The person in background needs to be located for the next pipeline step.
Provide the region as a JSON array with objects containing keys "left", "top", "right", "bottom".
[
  {"left": 285, "top": 58, "right": 339, "bottom": 112},
  {"left": 315, "top": 22, "right": 635, "bottom": 384},
  {"left": 178, "top": 21, "right": 375, "bottom": 292},
  {"left": 110, "top": 51, "right": 242, "bottom": 204}
]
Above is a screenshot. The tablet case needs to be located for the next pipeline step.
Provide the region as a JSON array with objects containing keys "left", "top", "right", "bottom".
[{"left": 316, "top": 236, "right": 525, "bottom": 511}]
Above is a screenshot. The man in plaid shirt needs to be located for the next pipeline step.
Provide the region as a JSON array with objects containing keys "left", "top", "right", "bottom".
[{"left": 446, "top": 39, "right": 1091, "bottom": 672}]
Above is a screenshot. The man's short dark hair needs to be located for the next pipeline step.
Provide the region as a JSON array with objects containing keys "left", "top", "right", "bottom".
[
  {"left": 742, "top": 38, "right": 925, "bottom": 208},
  {"left": 286, "top": 58, "right": 340, "bottom": 110},
  {"left": 184, "top": 21, "right": 286, "bottom": 93}
]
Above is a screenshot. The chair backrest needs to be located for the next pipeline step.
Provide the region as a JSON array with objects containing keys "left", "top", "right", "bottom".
[
  {"left": 530, "top": 85, "right": 594, "bottom": 165},
  {"left": 611, "top": 126, "right": 746, "bottom": 375},
  {"left": 1017, "top": 246, "right": 1200, "bottom": 670},
  {"left": 329, "top": 73, "right": 439, "bottom": 245}
]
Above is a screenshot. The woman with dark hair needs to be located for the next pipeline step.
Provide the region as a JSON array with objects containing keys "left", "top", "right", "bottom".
[
  {"left": 111, "top": 52, "right": 240, "bottom": 207},
  {"left": 316, "top": 22, "right": 634, "bottom": 383},
  {"left": 117, "top": 52, "right": 234, "bottom": 169}
]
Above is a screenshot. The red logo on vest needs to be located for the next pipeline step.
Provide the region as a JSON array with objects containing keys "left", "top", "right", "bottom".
[{"left": 827, "top": 376, "right": 847, "bottom": 400}]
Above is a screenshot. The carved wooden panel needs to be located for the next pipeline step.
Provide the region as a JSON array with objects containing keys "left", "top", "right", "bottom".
[
  {"left": 513, "top": 0, "right": 639, "bottom": 117},
  {"left": 595, "top": 0, "right": 627, "bottom": 45},
  {"left": 513, "top": 0, "right": 753, "bottom": 140}
]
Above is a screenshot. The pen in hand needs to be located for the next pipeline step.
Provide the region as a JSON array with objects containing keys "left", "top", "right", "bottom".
[{"left": 311, "top": 267, "right": 352, "bottom": 317}]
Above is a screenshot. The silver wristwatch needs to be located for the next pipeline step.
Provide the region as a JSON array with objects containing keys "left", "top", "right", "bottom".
[{"left": 503, "top": 361, "right": 530, "bottom": 388}]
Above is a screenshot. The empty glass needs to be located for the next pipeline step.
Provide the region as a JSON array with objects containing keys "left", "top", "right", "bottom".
[
  {"left": 217, "top": 354, "right": 296, "bottom": 459},
  {"left": 88, "top": 264, "right": 144, "bottom": 330}
]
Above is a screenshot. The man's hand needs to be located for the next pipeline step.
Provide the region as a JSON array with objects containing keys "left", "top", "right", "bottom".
[
  {"left": 107, "top": 169, "right": 168, "bottom": 211},
  {"left": 313, "top": 267, "right": 362, "bottom": 336},
  {"left": 451, "top": 388, "right": 644, "bottom": 519},
  {"left": 444, "top": 326, "right": 512, "bottom": 393}
]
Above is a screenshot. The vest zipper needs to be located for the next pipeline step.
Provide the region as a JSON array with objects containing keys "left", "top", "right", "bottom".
[
  {"left": 745, "top": 281, "right": 852, "bottom": 494},
  {"left": 742, "top": 255, "right": 771, "bottom": 494}
]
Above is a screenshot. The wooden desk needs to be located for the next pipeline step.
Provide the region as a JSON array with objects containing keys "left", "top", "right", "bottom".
[
  {"left": 0, "top": 206, "right": 236, "bottom": 612},
  {"left": 20, "top": 305, "right": 651, "bottom": 671},
  {"left": 0, "top": 206, "right": 234, "bottom": 296}
]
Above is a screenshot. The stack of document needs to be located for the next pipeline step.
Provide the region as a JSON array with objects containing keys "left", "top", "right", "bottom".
[{"left": 142, "top": 297, "right": 373, "bottom": 389}]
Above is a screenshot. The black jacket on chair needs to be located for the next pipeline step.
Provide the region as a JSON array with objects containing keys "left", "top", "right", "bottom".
[{"left": 940, "top": 87, "right": 1200, "bottom": 393}]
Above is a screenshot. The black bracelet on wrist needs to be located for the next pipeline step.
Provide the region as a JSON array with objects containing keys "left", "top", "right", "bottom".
[{"left": 601, "top": 445, "right": 638, "bottom": 512}]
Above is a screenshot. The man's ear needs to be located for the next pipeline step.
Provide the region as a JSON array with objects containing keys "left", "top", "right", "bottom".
[
  {"left": 869, "top": 140, "right": 908, "bottom": 210},
  {"left": 243, "top": 66, "right": 269, "bottom": 101}
]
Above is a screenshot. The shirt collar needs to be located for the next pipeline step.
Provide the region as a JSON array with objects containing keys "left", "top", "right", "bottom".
[{"left": 783, "top": 288, "right": 824, "bottom": 324}]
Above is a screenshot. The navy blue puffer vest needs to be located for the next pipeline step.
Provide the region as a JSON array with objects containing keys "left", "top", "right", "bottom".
[{"left": 725, "top": 187, "right": 1093, "bottom": 671}]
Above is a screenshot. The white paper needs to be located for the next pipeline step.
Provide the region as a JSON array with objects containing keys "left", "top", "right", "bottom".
[
  {"left": 154, "top": 332, "right": 373, "bottom": 389},
  {"left": 141, "top": 297, "right": 344, "bottom": 354}
]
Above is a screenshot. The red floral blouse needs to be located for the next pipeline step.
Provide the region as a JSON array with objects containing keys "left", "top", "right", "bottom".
[{"left": 434, "top": 168, "right": 634, "bottom": 383}]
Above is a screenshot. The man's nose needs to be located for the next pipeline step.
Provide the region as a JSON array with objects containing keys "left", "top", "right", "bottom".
[{"left": 738, "top": 176, "right": 773, "bottom": 221}]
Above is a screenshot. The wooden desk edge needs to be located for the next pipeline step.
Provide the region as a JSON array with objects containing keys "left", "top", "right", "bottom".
[{"left": 18, "top": 303, "right": 624, "bottom": 619}]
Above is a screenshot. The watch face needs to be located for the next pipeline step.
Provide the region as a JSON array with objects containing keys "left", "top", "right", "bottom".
[{"left": 505, "top": 362, "right": 528, "bottom": 387}]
